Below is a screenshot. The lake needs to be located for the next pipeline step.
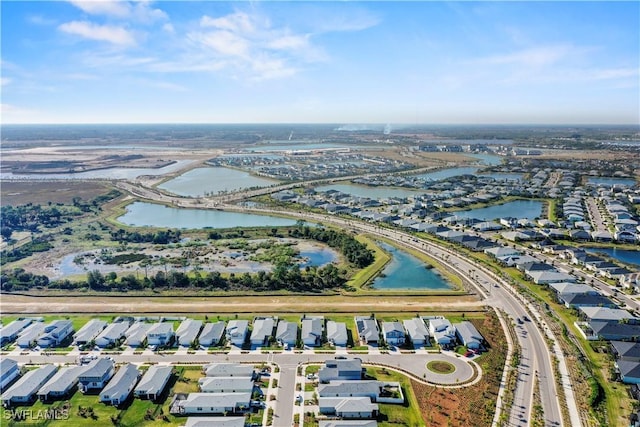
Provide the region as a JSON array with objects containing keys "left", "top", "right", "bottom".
[
  {"left": 453, "top": 200, "right": 543, "bottom": 220},
  {"left": 157, "top": 167, "right": 279, "bottom": 196},
  {"left": 467, "top": 153, "right": 503, "bottom": 166},
  {"left": 117, "top": 202, "right": 299, "bottom": 229},
  {"left": 411, "top": 167, "right": 480, "bottom": 181},
  {"left": 587, "top": 177, "right": 636, "bottom": 187},
  {"left": 315, "top": 183, "right": 424, "bottom": 199},
  {"left": 586, "top": 247, "right": 640, "bottom": 268},
  {"left": 371, "top": 242, "right": 453, "bottom": 290},
  {"left": 299, "top": 247, "right": 338, "bottom": 268},
  {"left": 0, "top": 160, "right": 194, "bottom": 180}
]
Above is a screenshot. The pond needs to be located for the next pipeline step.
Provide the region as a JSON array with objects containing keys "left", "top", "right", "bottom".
[
  {"left": 371, "top": 242, "right": 453, "bottom": 290},
  {"left": 411, "top": 167, "right": 480, "bottom": 181},
  {"left": 0, "top": 160, "right": 194, "bottom": 180},
  {"left": 452, "top": 200, "right": 543, "bottom": 220},
  {"left": 315, "top": 183, "right": 424, "bottom": 200},
  {"left": 117, "top": 202, "right": 299, "bottom": 229},
  {"left": 157, "top": 167, "right": 279, "bottom": 197},
  {"left": 585, "top": 247, "right": 640, "bottom": 268},
  {"left": 466, "top": 153, "right": 503, "bottom": 166},
  {"left": 299, "top": 247, "right": 339, "bottom": 268}
]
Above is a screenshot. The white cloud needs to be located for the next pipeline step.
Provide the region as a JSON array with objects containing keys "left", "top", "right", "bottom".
[
  {"left": 68, "top": 1, "right": 167, "bottom": 23},
  {"left": 59, "top": 21, "right": 137, "bottom": 46},
  {"left": 200, "top": 12, "right": 258, "bottom": 34},
  {"left": 1, "top": 77, "right": 11, "bottom": 86},
  {"left": 162, "top": 23, "right": 175, "bottom": 34},
  {"left": 190, "top": 30, "right": 250, "bottom": 58},
  {"left": 68, "top": 1, "right": 130, "bottom": 18},
  {"left": 477, "top": 45, "right": 573, "bottom": 67}
]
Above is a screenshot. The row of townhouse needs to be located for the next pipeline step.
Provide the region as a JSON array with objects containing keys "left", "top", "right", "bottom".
[
  {"left": 1, "top": 357, "right": 173, "bottom": 408},
  {"left": 1, "top": 319, "right": 74, "bottom": 349},
  {"left": 354, "top": 316, "right": 484, "bottom": 351}
]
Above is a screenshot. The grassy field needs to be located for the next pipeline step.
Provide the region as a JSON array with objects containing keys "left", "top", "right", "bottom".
[
  {"left": 0, "top": 182, "right": 113, "bottom": 207},
  {"left": 365, "top": 367, "right": 424, "bottom": 427}
]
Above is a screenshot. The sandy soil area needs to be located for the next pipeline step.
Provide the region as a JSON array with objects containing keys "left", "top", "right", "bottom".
[{"left": 0, "top": 293, "right": 484, "bottom": 315}]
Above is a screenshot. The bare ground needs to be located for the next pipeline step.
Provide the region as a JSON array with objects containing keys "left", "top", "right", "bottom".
[{"left": 0, "top": 293, "right": 484, "bottom": 315}]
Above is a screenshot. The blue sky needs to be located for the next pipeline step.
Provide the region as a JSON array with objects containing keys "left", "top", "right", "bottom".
[{"left": 1, "top": 1, "right": 638, "bottom": 124}]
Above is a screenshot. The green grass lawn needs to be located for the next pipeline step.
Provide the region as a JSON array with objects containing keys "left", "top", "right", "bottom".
[{"left": 365, "top": 367, "right": 423, "bottom": 427}]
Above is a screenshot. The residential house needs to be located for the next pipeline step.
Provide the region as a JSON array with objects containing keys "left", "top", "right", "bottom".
[
  {"left": 250, "top": 317, "right": 275, "bottom": 347},
  {"left": 484, "top": 246, "right": 520, "bottom": 259},
  {"left": 100, "top": 364, "right": 140, "bottom": 406},
  {"left": 355, "top": 317, "right": 379, "bottom": 345},
  {"left": 319, "top": 359, "right": 363, "bottom": 383},
  {"left": 225, "top": 320, "right": 249, "bottom": 347},
  {"left": 36, "top": 320, "right": 74, "bottom": 348},
  {"left": 427, "top": 318, "right": 456, "bottom": 348},
  {"left": 134, "top": 365, "right": 173, "bottom": 401},
  {"left": 1, "top": 365, "right": 57, "bottom": 407},
  {"left": 170, "top": 392, "right": 251, "bottom": 415},
  {"left": 617, "top": 360, "right": 640, "bottom": 384},
  {"left": 37, "top": 366, "right": 82, "bottom": 402},
  {"left": 318, "top": 421, "right": 378, "bottom": 427},
  {"left": 176, "top": 319, "right": 203, "bottom": 348},
  {"left": 528, "top": 270, "right": 576, "bottom": 285},
  {"left": 16, "top": 323, "right": 46, "bottom": 348},
  {"left": 203, "top": 364, "right": 255, "bottom": 378},
  {"left": 590, "top": 321, "right": 640, "bottom": 341},
  {"left": 0, "top": 359, "right": 20, "bottom": 391},
  {"left": 183, "top": 417, "right": 246, "bottom": 427},
  {"left": 95, "top": 321, "right": 130, "bottom": 348},
  {"left": 124, "top": 322, "right": 151, "bottom": 347},
  {"left": 0, "top": 319, "right": 32, "bottom": 346},
  {"left": 275, "top": 321, "right": 298, "bottom": 348},
  {"left": 454, "top": 321, "right": 484, "bottom": 350},
  {"left": 198, "top": 322, "right": 226, "bottom": 347},
  {"left": 198, "top": 377, "right": 254, "bottom": 394},
  {"left": 301, "top": 317, "right": 324, "bottom": 347},
  {"left": 326, "top": 321, "right": 348, "bottom": 347},
  {"left": 381, "top": 321, "right": 405, "bottom": 346},
  {"left": 402, "top": 318, "right": 430, "bottom": 347},
  {"left": 579, "top": 307, "right": 637, "bottom": 324},
  {"left": 146, "top": 323, "right": 175, "bottom": 347},
  {"left": 74, "top": 319, "right": 107, "bottom": 346},
  {"left": 611, "top": 341, "right": 640, "bottom": 362},
  {"left": 318, "top": 380, "right": 384, "bottom": 401},
  {"left": 78, "top": 358, "right": 116, "bottom": 392},
  {"left": 319, "top": 397, "right": 379, "bottom": 418},
  {"left": 562, "top": 293, "right": 616, "bottom": 309}
]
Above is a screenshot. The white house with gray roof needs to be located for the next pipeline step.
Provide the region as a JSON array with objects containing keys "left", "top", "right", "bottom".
[
  {"left": 176, "top": 319, "right": 202, "bottom": 347},
  {"left": 170, "top": 392, "right": 251, "bottom": 415},
  {"left": 203, "top": 363, "right": 255, "bottom": 378},
  {"left": 100, "top": 363, "right": 140, "bottom": 406},
  {"left": 319, "top": 358, "right": 362, "bottom": 383},
  {"left": 95, "top": 321, "right": 130, "bottom": 348},
  {"left": 0, "top": 319, "right": 32, "bottom": 346},
  {"left": 381, "top": 321, "right": 405, "bottom": 346},
  {"left": 427, "top": 318, "right": 456, "bottom": 348},
  {"left": 580, "top": 307, "right": 637, "bottom": 324},
  {"left": 198, "top": 377, "right": 254, "bottom": 394},
  {"left": 275, "top": 320, "right": 298, "bottom": 348},
  {"left": 198, "top": 321, "right": 225, "bottom": 347},
  {"left": 250, "top": 317, "right": 275, "bottom": 347},
  {"left": 403, "top": 318, "right": 430, "bottom": 346},
  {"left": 124, "top": 322, "right": 151, "bottom": 347},
  {"left": 225, "top": 320, "right": 249, "bottom": 347},
  {"left": 454, "top": 321, "right": 484, "bottom": 350},
  {"left": 355, "top": 317, "right": 379, "bottom": 345},
  {"left": 1, "top": 364, "right": 57, "bottom": 407},
  {"left": 319, "top": 396, "right": 379, "bottom": 418},
  {"left": 134, "top": 365, "right": 173, "bottom": 401},
  {"left": 37, "top": 320, "right": 74, "bottom": 348},
  {"left": 184, "top": 417, "right": 246, "bottom": 427},
  {"left": 326, "top": 321, "right": 348, "bottom": 346},
  {"left": 37, "top": 366, "right": 82, "bottom": 402},
  {"left": 78, "top": 358, "right": 115, "bottom": 392},
  {"left": 16, "top": 323, "right": 46, "bottom": 348},
  {"left": 147, "top": 322, "right": 175, "bottom": 346},
  {"left": 301, "top": 317, "right": 324, "bottom": 347},
  {"left": 319, "top": 421, "right": 378, "bottom": 427},
  {"left": 0, "top": 359, "right": 20, "bottom": 391},
  {"left": 74, "top": 319, "right": 107, "bottom": 346}
]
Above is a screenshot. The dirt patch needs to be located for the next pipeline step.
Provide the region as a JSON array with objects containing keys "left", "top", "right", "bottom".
[
  {"left": 412, "top": 311, "right": 507, "bottom": 427},
  {"left": 0, "top": 181, "right": 112, "bottom": 206}
]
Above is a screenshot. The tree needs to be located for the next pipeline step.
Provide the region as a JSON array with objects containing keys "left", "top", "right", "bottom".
[
  {"left": 87, "top": 270, "right": 105, "bottom": 290},
  {"left": 0, "top": 227, "right": 12, "bottom": 240}
]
